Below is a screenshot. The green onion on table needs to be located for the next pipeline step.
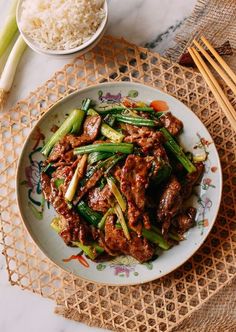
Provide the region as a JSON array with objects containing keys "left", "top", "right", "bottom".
[
  {"left": 0, "top": 0, "right": 27, "bottom": 108},
  {"left": 0, "top": 0, "right": 18, "bottom": 58}
]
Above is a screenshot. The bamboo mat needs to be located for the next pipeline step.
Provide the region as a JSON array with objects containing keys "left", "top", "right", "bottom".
[{"left": 0, "top": 35, "right": 236, "bottom": 331}]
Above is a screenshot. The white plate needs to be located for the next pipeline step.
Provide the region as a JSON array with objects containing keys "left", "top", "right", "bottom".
[{"left": 16, "top": 82, "right": 222, "bottom": 285}]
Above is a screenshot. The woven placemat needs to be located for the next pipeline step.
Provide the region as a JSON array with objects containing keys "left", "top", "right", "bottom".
[{"left": 0, "top": 36, "right": 236, "bottom": 332}]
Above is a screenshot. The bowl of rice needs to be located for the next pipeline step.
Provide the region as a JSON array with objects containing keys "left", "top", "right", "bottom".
[{"left": 16, "top": 0, "right": 108, "bottom": 56}]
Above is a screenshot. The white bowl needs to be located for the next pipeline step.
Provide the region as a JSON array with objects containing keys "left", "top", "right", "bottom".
[{"left": 16, "top": 0, "right": 108, "bottom": 57}]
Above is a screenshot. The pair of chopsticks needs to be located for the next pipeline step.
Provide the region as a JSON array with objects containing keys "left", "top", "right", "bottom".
[{"left": 188, "top": 36, "right": 236, "bottom": 131}]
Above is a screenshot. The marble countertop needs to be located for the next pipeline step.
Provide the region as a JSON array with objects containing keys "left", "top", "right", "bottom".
[{"left": 0, "top": 0, "right": 196, "bottom": 331}]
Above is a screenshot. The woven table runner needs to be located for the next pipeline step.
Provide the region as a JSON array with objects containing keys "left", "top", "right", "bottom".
[
  {"left": 166, "top": 0, "right": 236, "bottom": 71},
  {"left": 0, "top": 36, "right": 236, "bottom": 332}
]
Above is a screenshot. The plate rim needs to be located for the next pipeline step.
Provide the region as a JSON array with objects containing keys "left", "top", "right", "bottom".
[{"left": 16, "top": 81, "right": 223, "bottom": 286}]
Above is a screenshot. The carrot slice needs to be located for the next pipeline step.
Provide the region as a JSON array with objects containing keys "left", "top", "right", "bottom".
[
  {"left": 150, "top": 100, "right": 169, "bottom": 112},
  {"left": 63, "top": 254, "right": 89, "bottom": 267}
]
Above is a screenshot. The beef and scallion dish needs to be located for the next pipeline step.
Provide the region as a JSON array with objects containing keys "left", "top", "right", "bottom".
[{"left": 41, "top": 96, "right": 204, "bottom": 263}]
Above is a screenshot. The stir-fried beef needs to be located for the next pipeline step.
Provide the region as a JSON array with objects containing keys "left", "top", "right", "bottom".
[
  {"left": 113, "top": 165, "right": 122, "bottom": 182},
  {"left": 87, "top": 184, "right": 113, "bottom": 213},
  {"left": 120, "top": 155, "right": 152, "bottom": 233},
  {"left": 124, "top": 124, "right": 164, "bottom": 154},
  {"left": 41, "top": 97, "right": 206, "bottom": 264},
  {"left": 143, "top": 213, "right": 151, "bottom": 230},
  {"left": 124, "top": 125, "right": 169, "bottom": 164},
  {"left": 52, "top": 150, "right": 75, "bottom": 168},
  {"left": 104, "top": 216, "right": 155, "bottom": 262},
  {"left": 182, "top": 162, "right": 204, "bottom": 198},
  {"left": 51, "top": 156, "right": 85, "bottom": 193},
  {"left": 74, "top": 169, "right": 103, "bottom": 204},
  {"left": 175, "top": 207, "right": 196, "bottom": 234},
  {"left": 65, "top": 115, "right": 101, "bottom": 148},
  {"left": 41, "top": 172, "right": 91, "bottom": 244},
  {"left": 157, "top": 176, "right": 182, "bottom": 235},
  {"left": 48, "top": 115, "right": 101, "bottom": 162},
  {"left": 41, "top": 172, "right": 52, "bottom": 201},
  {"left": 48, "top": 137, "right": 71, "bottom": 162},
  {"left": 160, "top": 113, "right": 183, "bottom": 136}
]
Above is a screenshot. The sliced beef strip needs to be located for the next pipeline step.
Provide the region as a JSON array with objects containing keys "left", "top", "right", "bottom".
[
  {"left": 65, "top": 115, "right": 101, "bottom": 148},
  {"left": 123, "top": 124, "right": 169, "bottom": 165},
  {"left": 120, "top": 155, "right": 152, "bottom": 234},
  {"left": 51, "top": 156, "right": 85, "bottom": 194},
  {"left": 113, "top": 165, "right": 122, "bottom": 182},
  {"left": 53, "top": 150, "right": 75, "bottom": 167},
  {"left": 41, "top": 172, "right": 52, "bottom": 201},
  {"left": 124, "top": 124, "right": 164, "bottom": 154},
  {"left": 182, "top": 162, "right": 204, "bottom": 198},
  {"left": 159, "top": 113, "right": 183, "bottom": 136},
  {"left": 87, "top": 184, "right": 113, "bottom": 213},
  {"left": 73, "top": 169, "right": 103, "bottom": 205},
  {"left": 98, "top": 218, "right": 120, "bottom": 257},
  {"left": 174, "top": 207, "right": 196, "bottom": 234},
  {"left": 157, "top": 176, "right": 182, "bottom": 235},
  {"left": 41, "top": 172, "right": 91, "bottom": 245},
  {"left": 104, "top": 216, "right": 155, "bottom": 263},
  {"left": 47, "top": 115, "right": 101, "bottom": 163},
  {"left": 48, "top": 137, "right": 72, "bottom": 163},
  {"left": 143, "top": 213, "right": 151, "bottom": 230}
]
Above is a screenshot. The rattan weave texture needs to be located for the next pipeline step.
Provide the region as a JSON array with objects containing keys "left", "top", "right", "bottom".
[{"left": 0, "top": 36, "right": 235, "bottom": 332}]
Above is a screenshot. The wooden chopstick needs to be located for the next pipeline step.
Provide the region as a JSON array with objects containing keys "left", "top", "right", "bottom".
[
  {"left": 201, "top": 36, "right": 236, "bottom": 85},
  {"left": 193, "top": 39, "right": 236, "bottom": 95},
  {"left": 188, "top": 47, "right": 236, "bottom": 131},
  {"left": 190, "top": 47, "right": 236, "bottom": 122},
  {"left": 190, "top": 47, "right": 236, "bottom": 123}
]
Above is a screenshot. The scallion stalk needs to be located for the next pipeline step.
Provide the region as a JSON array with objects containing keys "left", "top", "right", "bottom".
[
  {"left": 65, "top": 154, "right": 87, "bottom": 201},
  {"left": 0, "top": 0, "right": 18, "bottom": 58},
  {"left": 72, "top": 241, "right": 97, "bottom": 260},
  {"left": 81, "top": 98, "right": 92, "bottom": 111},
  {"left": 41, "top": 109, "right": 85, "bottom": 156},
  {"left": 142, "top": 229, "right": 170, "bottom": 250},
  {"left": 106, "top": 176, "right": 126, "bottom": 212},
  {"left": 54, "top": 178, "right": 64, "bottom": 189},
  {"left": 160, "top": 127, "right": 197, "bottom": 173},
  {"left": 77, "top": 200, "right": 102, "bottom": 226},
  {"left": 88, "top": 151, "right": 113, "bottom": 165},
  {"left": 74, "top": 143, "right": 133, "bottom": 155},
  {"left": 87, "top": 108, "right": 124, "bottom": 142},
  {"left": 0, "top": 35, "right": 27, "bottom": 108},
  {"left": 151, "top": 225, "right": 181, "bottom": 243},
  {"left": 114, "top": 204, "right": 130, "bottom": 240},
  {"left": 50, "top": 217, "right": 62, "bottom": 233},
  {"left": 94, "top": 105, "right": 154, "bottom": 114},
  {"left": 97, "top": 207, "right": 114, "bottom": 230},
  {"left": 114, "top": 114, "right": 158, "bottom": 127}
]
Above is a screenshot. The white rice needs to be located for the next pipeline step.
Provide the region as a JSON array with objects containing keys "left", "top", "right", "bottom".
[{"left": 19, "top": 0, "right": 105, "bottom": 50}]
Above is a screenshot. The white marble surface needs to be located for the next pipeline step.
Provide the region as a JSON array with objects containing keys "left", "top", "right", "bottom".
[{"left": 0, "top": 0, "right": 196, "bottom": 331}]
